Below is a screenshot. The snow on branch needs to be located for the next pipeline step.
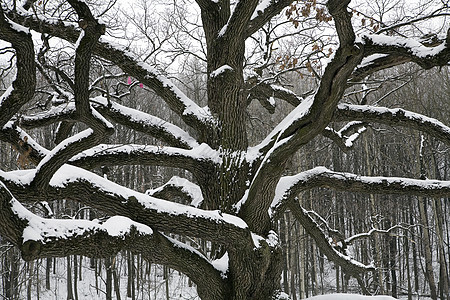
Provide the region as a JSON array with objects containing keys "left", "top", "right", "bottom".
[
  {"left": 335, "top": 104, "right": 450, "bottom": 146},
  {"left": 0, "top": 183, "right": 226, "bottom": 299},
  {"left": 362, "top": 34, "right": 447, "bottom": 59},
  {"left": 352, "top": 33, "right": 450, "bottom": 81},
  {"left": 287, "top": 200, "right": 374, "bottom": 278},
  {"left": 323, "top": 121, "right": 367, "bottom": 151},
  {"left": 345, "top": 223, "right": 418, "bottom": 244},
  {"left": 91, "top": 96, "right": 199, "bottom": 149},
  {"left": 247, "top": 81, "right": 306, "bottom": 111},
  {"left": 4, "top": 9, "right": 213, "bottom": 137},
  {"left": 0, "top": 123, "right": 48, "bottom": 166},
  {"left": 70, "top": 143, "right": 220, "bottom": 172},
  {"left": 246, "top": 0, "right": 295, "bottom": 37},
  {"left": 20, "top": 102, "right": 77, "bottom": 129},
  {"left": 147, "top": 176, "right": 204, "bottom": 207},
  {"left": 31, "top": 128, "right": 106, "bottom": 191},
  {"left": 272, "top": 166, "right": 450, "bottom": 213},
  {"left": 1, "top": 165, "right": 250, "bottom": 248}
]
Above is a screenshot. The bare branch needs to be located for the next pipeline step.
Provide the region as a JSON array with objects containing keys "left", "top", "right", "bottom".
[{"left": 345, "top": 223, "right": 417, "bottom": 244}]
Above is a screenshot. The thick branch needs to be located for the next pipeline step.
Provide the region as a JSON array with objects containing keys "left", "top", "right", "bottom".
[
  {"left": 351, "top": 34, "right": 450, "bottom": 82},
  {"left": 147, "top": 176, "right": 204, "bottom": 207},
  {"left": 20, "top": 98, "right": 199, "bottom": 149},
  {"left": 91, "top": 97, "right": 199, "bottom": 149},
  {"left": 221, "top": 0, "right": 259, "bottom": 39},
  {"left": 0, "top": 185, "right": 226, "bottom": 299},
  {"left": 273, "top": 167, "right": 450, "bottom": 211},
  {"left": 0, "top": 6, "right": 36, "bottom": 128},
  {"left": 31, "top": 129, "right": 102, "bottom": 190},
  {"left": 1, "top": 165, "right": 251, "bottom": 250},
  {"left": 335, "top": 104, "right": 450, "bottom": 146},
  {"left": 69, "top": 144, "right": 218, "bottom": 174},
  {"left": 240, "top": 1, "right": 362, "bottom": 234},
  {"left": 246, "top": 0, "right": 294, "bottom": 37},
  {"left": 287, "top": 200, "right": 375, "bottom": 276}
]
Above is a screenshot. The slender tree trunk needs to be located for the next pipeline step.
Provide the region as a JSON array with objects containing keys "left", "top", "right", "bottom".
[
  {"left": 388, "top": 221, "right": 397, "bottom": 298},
  {"left": 127, "top": 251, "right": 133, "bottom": 299},
  {"left": 45, "top": 258, "right": 51, "bottom": 290},
  {"left": 431, "top": 153, "right": 449, "bottom": 300},
  {"left": 365, "top": 140, "right": 384, "bottom": 294},
  {"left": 280, "top": 215, "right": 289, "bottom": 293},
  {"left": 73, "top": 254, "right": 78, "bottom": 300},
  {"left": 418, "top": 196, "right": 438, "bottom": 300},
  {"left": 403, "top": 210, "right": 412, "bottom": 300},
  {"left": 165, "top": 266, "right": 170, "bottom": 300},
  {"left": 105, "top": 257, "right": 113, "bottom": 300},
  {"left": 298, "top": 224, "right": 306, "bottom": 299},
  {"left": 67, "top": 256, "right": 74, "bottom": 300},
  {"left": 112, "top": 258, "right": 121, "bottom": 300},
  {"left": 26, "top": 261, "right": 33, "bottom": 300}
]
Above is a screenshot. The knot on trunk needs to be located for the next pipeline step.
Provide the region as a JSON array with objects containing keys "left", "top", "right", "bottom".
[{"left": 21, "top": 240, "right": 41, "bottom": 260}]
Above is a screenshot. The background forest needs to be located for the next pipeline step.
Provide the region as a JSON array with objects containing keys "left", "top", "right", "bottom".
[{"left": 0, "top": 0, "right": 449, "bottom": 299}]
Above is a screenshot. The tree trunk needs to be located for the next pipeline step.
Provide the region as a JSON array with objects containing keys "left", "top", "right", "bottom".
[
  {"left": 73, "top": 254, "right": 78, "bottom": 300},
  {"left": 105, "top": 257, "right": 113, "bottom": 300},
  {"left": 67, "top": 256, "right": 74, "bottom": 300},
  {"left": 45, "top": 258, "right": 51, "bottom": 290},
  {"left": 418, "top": 196, "right": 438, "bottom": 300},
  {"left": 26, "top": 261, "right": 33, "bottom": 300}
]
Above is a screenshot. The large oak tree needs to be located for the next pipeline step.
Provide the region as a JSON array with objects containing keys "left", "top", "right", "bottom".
[{"left": 0, "top": 0, "right": 449, "bottom": 298}]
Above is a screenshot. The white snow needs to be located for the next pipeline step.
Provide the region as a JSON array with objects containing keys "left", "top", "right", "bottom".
[
  {"left": 0, "top": 85, "right": 13, "bottom": 106},
  {"left": 357, "top": 54, "right": 388, "bottom": 68},
  {"left": 2, "top": 122, "right": 50, "bottom": 157},
  {"left": 146, "top": 176, "right": 204, "bottom": 208},
  {"left": 74, "top": 30, "right": 85, "bottom": 49},
  {"left": 136, "top": 62, "right": 213, "bottom": 123},
  {"left": 344, "top": 126, "right": 366, "bottom": 147},
  {"left": 361, "top": 34, "right": 446, "bottom": 58},
  {"left": 70, "top": 143, "right": 221, "bottom": 165},
  {"left": 92, "top": 96, "right": 199, "bottom": 148},
  {"left": 22, "top": 102, "right": 76, "bottom": 122},
  {"left": 10, "top": 196, "right": 153, "bottom": 243},
  {"left": 251, "top": 0, "right": 272, "bottom": 20},
  {"left": 211, "top": 252, "right": 229, "bottom": 277},
  {"left": 6, "top": 16, "right": 30, "bottom": 34},
  {"left": 248, "top": 94, "right": 315, "bottom": 161},
  {"left": 210, "top": 65, "right": 233, "bottom": 78},
  {"left": 339, "top": 103, "right": 450, "bottom": 135}
]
